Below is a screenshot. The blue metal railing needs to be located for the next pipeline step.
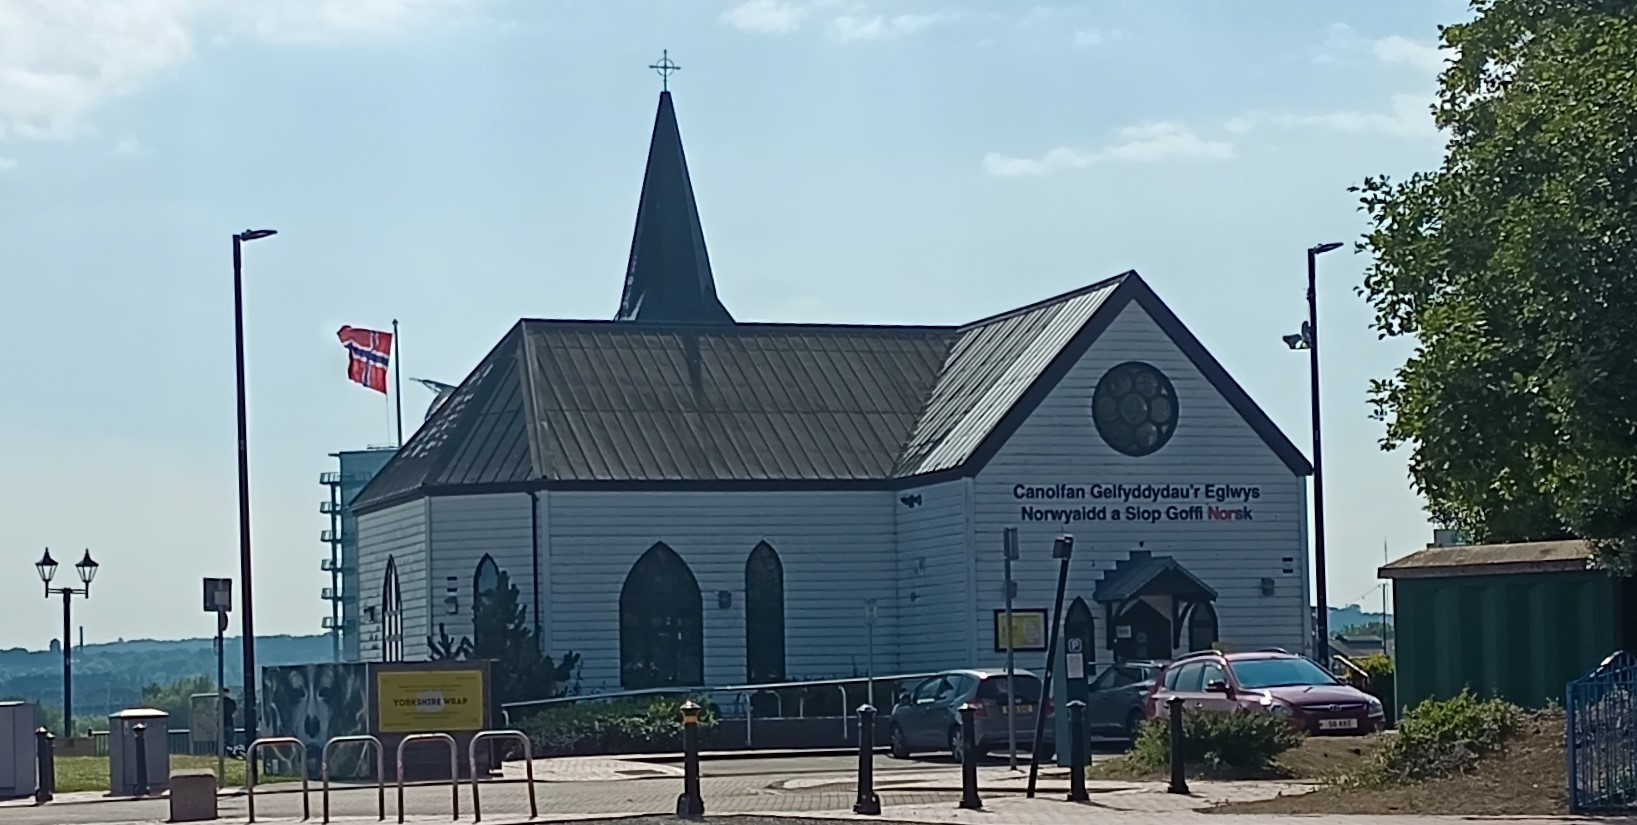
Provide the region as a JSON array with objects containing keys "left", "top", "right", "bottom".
[
  {"left": 89, "top": 727, "right": 245, "bottom": 757},
  {"left": 1568, "top": 650, "right": 1637, "bottom": 813}
]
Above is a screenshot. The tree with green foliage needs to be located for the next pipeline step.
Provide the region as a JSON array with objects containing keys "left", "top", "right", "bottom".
[
  {"left": 1356, "top": 0, "right": 1637, "bottom": 571},
  {"left": 425, "top": 570, "right": 581, "bottom": 704}
]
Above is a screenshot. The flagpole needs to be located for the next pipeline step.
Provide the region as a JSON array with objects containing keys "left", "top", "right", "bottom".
[{"left": 392, "top": 319, "right": 404, "bottom": 447}]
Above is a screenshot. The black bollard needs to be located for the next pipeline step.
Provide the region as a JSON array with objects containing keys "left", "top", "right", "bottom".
[
  {"left": 133, "top": 723, "right": 150, "bottom": 797},
  {"left": 675, "top": 700, "right": 705, "bottom": 820},
  {"left": 1166, "top": 697, "right": 1189, "bottom": 795},
  {"left": 1066, "top": 700, "right": 1088, "bottom": 803},
  {"left": 33, "top": 727, "right": 54, "bottom": 804},
  {"left": 853, "top": 704, "right": 881, "bottom": 815},
  {"left": 957, "top": 703, "right": 982, "bottom": 810}
]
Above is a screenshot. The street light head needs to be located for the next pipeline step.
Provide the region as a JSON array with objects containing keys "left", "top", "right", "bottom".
[
  {"left": 237, "top": 229, "right": 278, "bottom": 242},
  {"left": 35, "top": 549, "right": 57, "bottom": 585},
  {"left": 75, "top": 549, "right": 99, "bottom": 586},
  {"left": 1282, "top": 333, "right": 1308, "bottom": 350},
  {"left": 1310, "top": 241, "right": 1344, "bottom": 255}
]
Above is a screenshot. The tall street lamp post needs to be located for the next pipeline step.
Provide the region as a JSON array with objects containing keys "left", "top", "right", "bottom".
[
  {"left": 233, "top": 228, "right": 277, "bottom": 746},
  {"left": 1285, "top": 241, "right": 1343, "bottom": 658},
  {"left": 35, "top": 549, "right": 100, "bottom": 739}
]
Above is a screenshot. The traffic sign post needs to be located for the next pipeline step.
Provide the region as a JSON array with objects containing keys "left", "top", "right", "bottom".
[{"left": 204, "top": 578, "right": 232, "bottom": 784}]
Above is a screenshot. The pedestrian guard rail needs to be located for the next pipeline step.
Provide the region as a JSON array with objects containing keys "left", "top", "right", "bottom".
[
  {"left": 1568, "top": 650, "right": 1637, "bottom": 814},
  {"left": 321, "top": 734, "right": 385, "bottom": 823},
  {"left": 246, "top": 736, "right": 309, "bottom": 823},
  {"left": 469, "top": 729, "right": 536, "bottom": 822},
  {"left": 396, "top": 732, "right": 459, "bottom": 823}
]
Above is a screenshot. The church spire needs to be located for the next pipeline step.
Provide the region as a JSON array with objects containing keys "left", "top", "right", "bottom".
[{"left": 616, "top": 54, "right": 734, "bottom": 325}]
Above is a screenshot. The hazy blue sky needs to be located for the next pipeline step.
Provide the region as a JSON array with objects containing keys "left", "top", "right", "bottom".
[{"left": 0, "top": 0, "right": 1465, "bottom": 649}]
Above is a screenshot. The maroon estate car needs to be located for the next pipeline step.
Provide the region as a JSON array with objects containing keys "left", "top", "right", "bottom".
[{"left": 1143, "top": 649, "right": 1384, "bottom": 735}]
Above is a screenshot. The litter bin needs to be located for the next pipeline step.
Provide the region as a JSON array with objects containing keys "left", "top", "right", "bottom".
[
  {"left": 0, "top": 702, "right": 37, "bottom": 799},
  {"left": 108, "top": 708, "right": 169, "bottom": 796}
]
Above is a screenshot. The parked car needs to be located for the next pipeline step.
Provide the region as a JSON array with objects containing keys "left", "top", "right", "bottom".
[
  {"left": 887, "top": 669, "right": 1053, "bottom": 761},
  {"left": 1083, "top": 661, "right": 1165, "bottom": 742},
  {"left": 1143, "top": 649, "right": 1384, "bottom": 735}
]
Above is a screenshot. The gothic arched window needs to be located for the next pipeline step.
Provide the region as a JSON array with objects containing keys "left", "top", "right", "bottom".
[
  {"left": 619, "top": 543, "right": 704, "bottom": 689},
  {"left": 745, "top": 542, "right": 786, "bottom": 684}
]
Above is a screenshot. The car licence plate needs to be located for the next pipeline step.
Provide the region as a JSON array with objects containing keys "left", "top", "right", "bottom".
[
  {"left": 1318, "top": 718, "right": 1358, "bottom": 730},
  {"left": 1007, "top": 704, "right": 1036, "bottom": 715}
]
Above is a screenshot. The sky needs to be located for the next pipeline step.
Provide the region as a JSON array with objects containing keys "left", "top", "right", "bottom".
[{"left": 0, "top": 0, "right": 1468, "bottom": 649}]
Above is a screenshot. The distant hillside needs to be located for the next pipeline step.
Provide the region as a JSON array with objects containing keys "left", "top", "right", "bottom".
[{"left": 0, "top": 634, "right": 332, "bottom": 714}]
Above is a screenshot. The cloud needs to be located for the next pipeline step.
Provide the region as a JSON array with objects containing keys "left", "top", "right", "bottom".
[
  {"left": 1229, "top": 93, "right": 1436, "bottom": 140},
  {"left": 831, "top": 12, "right": 953, "bottom": 41},
  {"left": 113, "top": 136, "right": 144, "bottom": 156},
  {"left": 0, "top": 156, "right": 17, "bottom": 171},
  {"left": 1072, "top": 27, "right": 1127, "bottom": 48},
  {"left": 1373, "top": 34, "right": 1444, "bottom": 74},
  {"left": 0, "top": 0, "right": 481, "bottom": 143},
  {"left": 985, "top": 122, "right": 1234, "bottom": 176},
  {"left": 721, "top": 0, "right": 808, "bottom": 34},
  {"left": 1314, "top": 22, "right": 1445, "bottom": 75}
]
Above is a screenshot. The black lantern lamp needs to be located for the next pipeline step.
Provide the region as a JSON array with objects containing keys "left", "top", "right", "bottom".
[
  {"left": 75, "top": 550, "right": 99, "bottom": 590},
  {"left": 35, "top": 549, "right": 58, "bottom": 589}
]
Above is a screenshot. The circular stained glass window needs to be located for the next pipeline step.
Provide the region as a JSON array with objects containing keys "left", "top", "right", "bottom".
[{"left": 1092, "top": 361, "right": 1179, "bottom": 457}]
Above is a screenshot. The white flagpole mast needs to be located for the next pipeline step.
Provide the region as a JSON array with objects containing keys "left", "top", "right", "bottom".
[{"left": 393, "top": 319, "right": 404, "bottom": 447}]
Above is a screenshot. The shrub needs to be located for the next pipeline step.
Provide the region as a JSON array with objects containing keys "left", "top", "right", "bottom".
[
  {"left": 1127, "top": 709, "right": 1305, "bottom": 775},
  {"left": 517, "top": 697, "right": 718, "bottom": 757},
  {"left": 1353, "top": 653, "right": 1394, "bottom": 679},
  {"left": 1348, "top": 689, "right": 1523, "bottom": 785}
]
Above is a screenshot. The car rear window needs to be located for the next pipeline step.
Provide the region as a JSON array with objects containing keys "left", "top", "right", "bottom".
[{"left": 978, "top": 675, "right": 1042, "bottom": 703}]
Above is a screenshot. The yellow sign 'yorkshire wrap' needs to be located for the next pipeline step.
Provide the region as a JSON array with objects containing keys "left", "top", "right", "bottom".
[{"left": 376, "top": 669, "right": 485, "bottom": 733}]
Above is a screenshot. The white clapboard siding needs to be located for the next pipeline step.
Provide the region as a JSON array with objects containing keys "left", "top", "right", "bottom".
[
  {"left": 894, "top": 478, "right": 972, "bottom": 672},
  {"left": 354, "top": 499, "right": 431, "bottom": 663},
  {"left": 425, "top": 494, "right": 538, "bottom": 655},
  {"left": 546, "top": 490, "right": 898, "bottom": 692},
  {"left": 973, "top": 300, "right": 1310, "bottom": 669}
]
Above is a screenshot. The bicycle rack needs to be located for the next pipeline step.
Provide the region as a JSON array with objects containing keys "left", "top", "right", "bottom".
[
  {"left": 321, "top": 734, "right": 385, "bottom": 823},
  {"left": 395, "top": 732, "right": 459, "bottom": 823},
  {"left": 468, "top": 729, "right": 536, "bottom": 822},
  {"left": 246, "top": 737, "right": 310, "bottom": 823}
]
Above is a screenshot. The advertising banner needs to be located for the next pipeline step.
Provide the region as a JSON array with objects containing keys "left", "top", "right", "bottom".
[{"left": 376, "top": 668, "right": 486, "bottom": 733}]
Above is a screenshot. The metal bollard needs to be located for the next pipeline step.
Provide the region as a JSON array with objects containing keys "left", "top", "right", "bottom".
[
  {"left": 34, "top": 728, "right": 54, "bottom": 804},
  {"left": 957, "top": 703, "right": 982, "bottom": 810},
  {"left": 675, "top": 700, "right": 705, "bottom": 820},
  {"left": 853, "top": 704, "right": 881, "bottom": 815},
  {"left": 133, "top": 723, "right": 151, "bottom": 797},
  {"left": 1066, "top": 700, "right": 1089, "bottom": 802},
  {"left": 1166, "top": 696, "right": 1189, "bottom": 795}
]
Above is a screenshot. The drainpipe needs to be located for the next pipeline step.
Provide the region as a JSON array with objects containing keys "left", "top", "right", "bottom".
[{"left": 529, "top": 491, "right": 542, "bottom": 639}]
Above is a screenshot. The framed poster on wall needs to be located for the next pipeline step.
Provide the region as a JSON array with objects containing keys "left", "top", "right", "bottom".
[{"left": 993, "top": 609, "right": 1049, "bottom": 652}]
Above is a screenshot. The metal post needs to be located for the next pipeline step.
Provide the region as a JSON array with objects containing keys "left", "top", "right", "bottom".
[
  {"left": 676, "top": 700, "right": 704, "bottom": 819},
  {"left": 215, "top": 614, "right": 226, "bottom": 783},
  {"left": 34, "top": 728, "right": 54, "bottom": 803},
  {"left": 1308, "top": 245, "right": 1329, "bottom": 653},
  {"left": 853, "top": 704, "right": 881, "bottom": 815},
  {"left": 133, "top": 724, "right": 150, "bottom": 796},
  {"left": 1003, "top": 526, "right": 1019, "bottom": 772},
  {"left": 60, "top": 590, "right": 72, "bottom": 739},
  {"left": 392, "top": 318, "right": 404, "bottom": 447},
  {"left": 1066, "top": 700, "right": 1088, "bottom": 802},
  {"left": 958, "top": 703, "right": 982, "bottom": 810},
  {"left": 865, "top": 599, "right": 878, "bottom": 708},
  {"left": 233, "top": 233, "right": 259, "bottom": 747},
  {"left": 1027, "top": 534, "right": 1074, "bottom": 797},
  {"left": 1167, "top": 696, "right": 1189, "bottom": 795}
]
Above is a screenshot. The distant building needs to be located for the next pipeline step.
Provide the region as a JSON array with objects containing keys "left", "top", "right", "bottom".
[
  {"left": 320, "top": 447, "right": 396, "bottom": 661},
  {"left": 346, "top": 86, "right": 1316, "bottom": 692}
]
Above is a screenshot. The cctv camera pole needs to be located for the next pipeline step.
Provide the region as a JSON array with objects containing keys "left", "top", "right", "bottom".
[
  {"left": 1003, "top": 528, "right": 1019, "bottom": 772},
  {"left": 1027, "top": 534, "right": 1073, "bottom": 798}
]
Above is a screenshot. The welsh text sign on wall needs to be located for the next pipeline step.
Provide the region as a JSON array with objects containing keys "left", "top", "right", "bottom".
[
  {"left": 1012, "top": 482, "right": 1263, "bottom": 525},
  {"left": 376, "top": 668, "right": 486, "bottom": 733}
]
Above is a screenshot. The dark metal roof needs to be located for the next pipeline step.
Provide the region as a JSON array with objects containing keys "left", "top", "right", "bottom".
[
  {"left": 1094, "top": 550, "right": 1220, "bottom": 603},
  {"left": 615, "top": 91, "right": 734, "bottom": 325},
  {"left": 352, "top": 272, "right": 1313, "bottom": 512},
  {"left": 1379, "top": 539, "right": 1593, "bottom": 579}
]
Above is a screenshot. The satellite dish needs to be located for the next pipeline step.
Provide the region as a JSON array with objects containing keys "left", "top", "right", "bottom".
[{"left": 410, "top": 378, "right": 459, "bottom": 421}]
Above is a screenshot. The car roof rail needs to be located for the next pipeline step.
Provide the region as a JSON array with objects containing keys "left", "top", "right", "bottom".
[{"left": 1167, "top": 649, "right": 1222, "bottom": 663}]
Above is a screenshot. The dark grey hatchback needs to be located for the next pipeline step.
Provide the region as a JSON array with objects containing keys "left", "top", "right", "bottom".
[{"left": 886, "top": 669, "right": 1052, "bottom": 762}]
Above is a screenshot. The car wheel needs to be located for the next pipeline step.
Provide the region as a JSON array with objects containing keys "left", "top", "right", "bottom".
[
  {"left": 888, "top": 724, "right": 912, "bottom": 759},
  {"left": 948, "top": 726, "right": 966, "bottom": 764},
  {"left": 1125, "top": 710, "right": 1145, "bottom": 744}
]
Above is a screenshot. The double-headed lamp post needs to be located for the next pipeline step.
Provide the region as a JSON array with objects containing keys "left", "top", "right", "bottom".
[
  {"left": 233, "top": 228, "right": 277, "bottom": 746},
  {"left": 1284, "top": 241, "right": 1344, "bottom": 658},
  {"left": 35, "top": 549, "right": 100, "bottom": 739}
]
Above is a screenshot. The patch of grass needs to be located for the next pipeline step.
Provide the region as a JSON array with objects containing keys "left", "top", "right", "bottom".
[{"left": 53, "top": 755, "right": 298, "bottom": 793}]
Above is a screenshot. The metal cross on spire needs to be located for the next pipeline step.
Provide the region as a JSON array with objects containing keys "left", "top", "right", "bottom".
[{"left": 649, "top": 49, "right": 680, "bottom": 92}]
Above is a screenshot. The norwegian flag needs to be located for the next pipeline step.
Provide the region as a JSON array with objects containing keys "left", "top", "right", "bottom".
[{"left": 337, "top": 325, "right": 394, "bottom": 394}]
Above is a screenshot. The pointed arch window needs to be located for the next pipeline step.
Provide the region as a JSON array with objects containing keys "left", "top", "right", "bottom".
[
  {"left": 620, "top": 543, "right": 704, "bottom": 689},
  {"left": 381, "top": 556, "right": 403, "bottom": 662},
  {"left": 744, "top": 542, "right": 786, "bottom": 684},
  {"left": 473, "top": 555, "right": 501, "bottom": 610},
  {"left": 1188, "top": 601, "right": 1220, "bottom": 652}
]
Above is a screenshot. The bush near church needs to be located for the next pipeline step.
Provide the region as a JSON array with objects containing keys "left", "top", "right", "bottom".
[
  {"left": 1128, "top": 708, "right": 1305, "bottom": 776},
  {"left": 516, "top": 697, "right": 719, "bottom": 756},
  {"left": 1345, "top": 689, "right": 1524, "bottom": 786}
]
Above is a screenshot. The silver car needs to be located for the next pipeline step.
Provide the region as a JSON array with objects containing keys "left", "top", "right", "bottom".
[{"left": 886, "top": 669, "right": 1053, "bottom": 761}]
